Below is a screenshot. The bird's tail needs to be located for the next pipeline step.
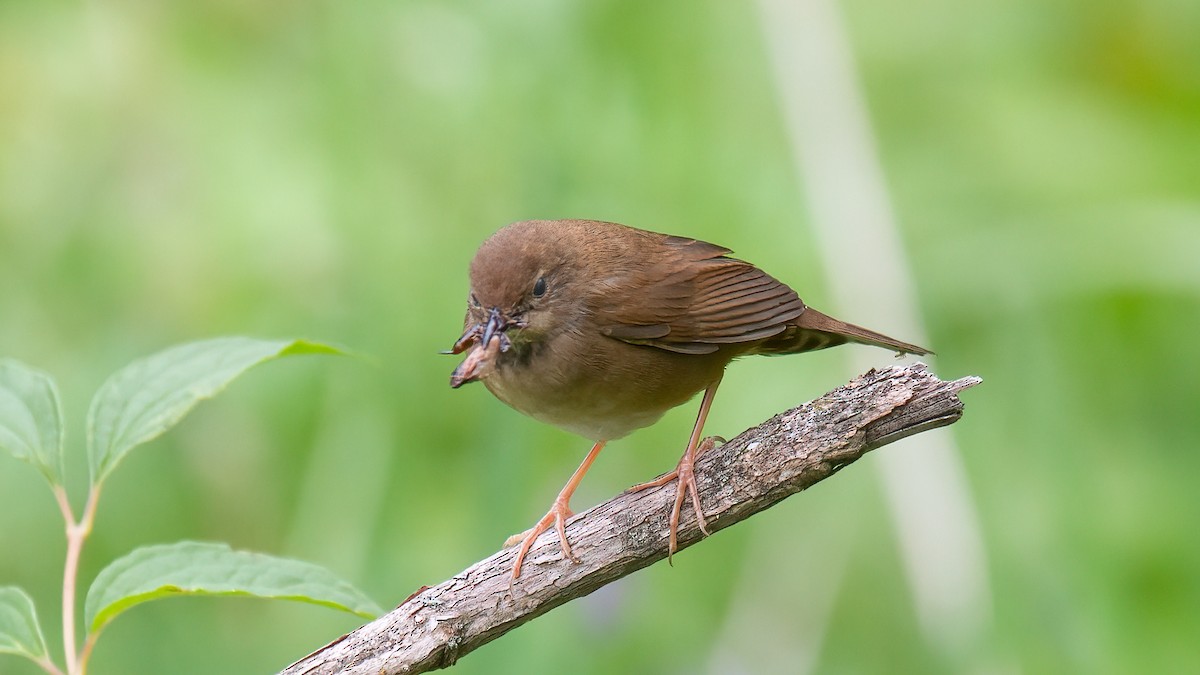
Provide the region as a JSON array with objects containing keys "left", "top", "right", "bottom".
[{"left": 756, "top": 307, "right": 931, "bottom": 356}]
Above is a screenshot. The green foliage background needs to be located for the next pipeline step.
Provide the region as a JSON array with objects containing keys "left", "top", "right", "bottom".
[{"left": 1, "top": 0, "right": 1197, "bottom": 672}]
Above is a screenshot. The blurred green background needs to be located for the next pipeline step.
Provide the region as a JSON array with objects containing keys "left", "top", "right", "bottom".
[{"left": 2, "top": 0, "right": 1198, "bottom": 673}]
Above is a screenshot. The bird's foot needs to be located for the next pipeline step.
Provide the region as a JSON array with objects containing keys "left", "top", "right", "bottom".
[
  {"left": 507, "top": 496, "right": 576, "bottom": 581},
  {"left": 628, "top": 435, "right": 724, "bottom": 491},
  {"left": 629, "top": 436, "right": 723, "bottom": 563}
]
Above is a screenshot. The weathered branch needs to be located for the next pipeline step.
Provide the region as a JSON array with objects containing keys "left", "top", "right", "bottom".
[{"left": 281, "top": 363, "right": 980, "bottom": 675}]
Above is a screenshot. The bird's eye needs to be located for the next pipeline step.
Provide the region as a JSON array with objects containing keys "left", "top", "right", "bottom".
[
  {"left": 470, "top": 293, "right": 481, "bottom": 308},
  {"left": 532, "top": 277, "right": 547, "bottom": 298}
]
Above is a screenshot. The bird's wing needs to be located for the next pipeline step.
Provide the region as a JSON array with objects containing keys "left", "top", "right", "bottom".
[{"left": 597, "top": 235, "right": 807, "bottom": 354}]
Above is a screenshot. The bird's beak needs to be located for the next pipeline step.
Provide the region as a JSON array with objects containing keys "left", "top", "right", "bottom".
[
  {"left": 449, "top": 307, "right": 508, "bottom": 388},
  {"left": 443, "top": 307, "right": 509, "bottom": 356}
]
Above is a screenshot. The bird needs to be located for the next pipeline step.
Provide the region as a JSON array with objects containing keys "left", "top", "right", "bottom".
[{"left": 447, "top": 219, "right": 929, "bottom": 580}]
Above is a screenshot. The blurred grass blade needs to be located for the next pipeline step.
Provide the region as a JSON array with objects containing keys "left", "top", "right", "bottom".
[
  {"left": 84, "top": 541, "right": 383, "bottom": 634},
  {"left": 0, "top": 359, "right": 66, "bottom": 487},
  {"left": 0, "top": 587, "right": 50, "bottom": 662},
  {"left": 86, "top": 337, "right": 342, "bottom": 485}
]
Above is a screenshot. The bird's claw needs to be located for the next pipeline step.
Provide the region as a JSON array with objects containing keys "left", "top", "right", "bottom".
[
  {"left": 630, "top": 435, "right": 723, "bottom": 564},
  {"left": 510, "top": 498, "right": 576, "bottom": 581}
]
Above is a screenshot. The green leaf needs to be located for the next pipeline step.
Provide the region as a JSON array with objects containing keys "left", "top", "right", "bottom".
[
  {"left": 0, "top": 359, "right": 66, "bottom": 487},
  {"left": 87, "top": 337, "right": 342, "bottom": 485},
  {"left": 0, "top": 586, "right": 50, "bottom": 662},
  {"left": 85, "top": 542, "right": 382, "bottom": 634}
]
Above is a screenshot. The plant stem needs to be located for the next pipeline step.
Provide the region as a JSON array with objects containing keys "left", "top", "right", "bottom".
[
  {"left": 34, "top": 655, "right": 67, "bottom": 675},
  {"left": 55, "top": 486, "right": 101, "bottom": 675},
  {"left": 77, "top": 632, "right": 99, "bottom": 674}
]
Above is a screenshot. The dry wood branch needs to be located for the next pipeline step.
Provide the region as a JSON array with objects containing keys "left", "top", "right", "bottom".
[{"left": 281, "top": 363, "right": 980, "bottom": 675}]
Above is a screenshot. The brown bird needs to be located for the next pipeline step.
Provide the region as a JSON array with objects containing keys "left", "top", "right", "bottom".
[{"left": 448, "top": 219, "right": 929, "bottom": 580}]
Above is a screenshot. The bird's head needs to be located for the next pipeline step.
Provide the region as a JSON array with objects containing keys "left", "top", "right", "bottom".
[{"left": 448, "top": 221, "right": 585, "bottom": 387}]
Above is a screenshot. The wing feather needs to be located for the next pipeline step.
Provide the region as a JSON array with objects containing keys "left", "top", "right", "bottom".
[{"left": 595, "top": 233, "right": 806, "bottom": 351}]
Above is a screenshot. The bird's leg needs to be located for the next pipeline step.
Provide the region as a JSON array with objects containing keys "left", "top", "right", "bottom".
[
  {"left": 508, "top": 440, "right": 606, "bottom": 581},
  {"left": 629, "top": 378, "right": 722, "bottom": 563},
  {"left": 627, "top": 435, "right": 724, "bottom": 490}
]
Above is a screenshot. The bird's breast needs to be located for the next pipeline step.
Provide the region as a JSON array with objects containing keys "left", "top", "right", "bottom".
[{"left": 482, "top": 333, "right": 730, "bottom": 441}]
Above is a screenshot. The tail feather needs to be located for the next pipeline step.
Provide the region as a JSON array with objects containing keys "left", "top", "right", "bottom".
[{"left": 757, "top": 307, "right": 931, "bottom": 356}]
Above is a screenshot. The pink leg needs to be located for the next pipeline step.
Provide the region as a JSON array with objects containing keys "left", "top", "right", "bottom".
[
  {"left": 629, "top": 378, "right": 722, "bottom": 563},
  {"left": 511, "top": 440, "right": 607, "bottom": 580}
]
